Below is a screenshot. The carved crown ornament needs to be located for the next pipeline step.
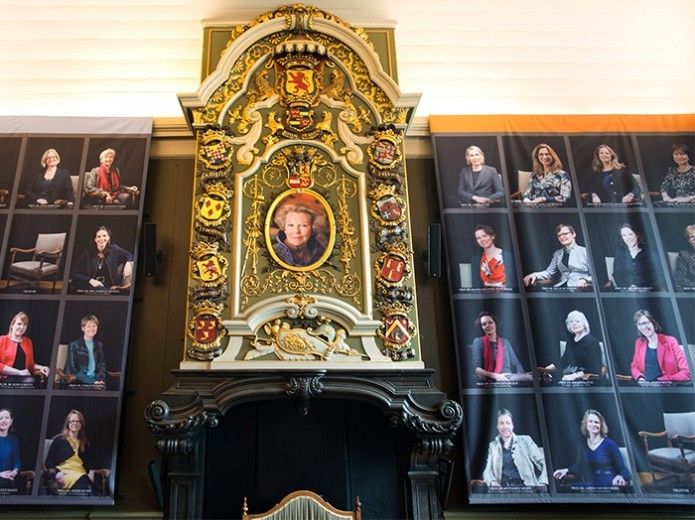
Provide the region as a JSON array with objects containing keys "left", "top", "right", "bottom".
[{"left": 178, "top": 4, "right": 422, "bottom": 368}]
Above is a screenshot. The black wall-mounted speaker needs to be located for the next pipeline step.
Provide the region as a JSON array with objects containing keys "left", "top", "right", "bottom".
[
  {"left": 143, "top": 222, "right": 157, "bottom": 277},
  {"left": 427, "top": 223, "right": 442, "bottom": 278}
]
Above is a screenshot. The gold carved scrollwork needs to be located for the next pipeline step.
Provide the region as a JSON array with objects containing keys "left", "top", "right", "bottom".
[
  {"left": 225, "top": 4, "right": 377, "bottom": 56},
  {"left": 240, "top": 177, "right": 267, "bottom": 277},
  {"left": 335, "top": 175, "right": 358, "bottom": 273},
  {"left": 241, "top": 268, "right": 360, "bottom": 307},
  {"left": 245, "top": 294, "right": 364, "bottom": 362}
]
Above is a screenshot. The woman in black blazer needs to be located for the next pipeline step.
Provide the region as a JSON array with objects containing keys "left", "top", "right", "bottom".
[{"left": 25, "top": 148, "right": 75, "bottom": 207}]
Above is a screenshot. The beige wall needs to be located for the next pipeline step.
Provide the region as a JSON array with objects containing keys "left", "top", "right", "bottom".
[{"left": 1, "top": 1, "right": 693, "bottom": 122}]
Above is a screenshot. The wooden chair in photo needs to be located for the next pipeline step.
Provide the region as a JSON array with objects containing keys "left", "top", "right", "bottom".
[
  {"left": 242, "top": 490, "right": 361, "bottom": 520},
  {"left": 638, "top": 411, "right": 695, "bottom": 487},
  {"left": 459, "top": 262, "right": 472, "bottom": 289},
  {"left": 8, "top": 232, "right": 66, "bottom": 290},
  {"left": 16, "top": 469, "right": 35, "bottom": 495}
]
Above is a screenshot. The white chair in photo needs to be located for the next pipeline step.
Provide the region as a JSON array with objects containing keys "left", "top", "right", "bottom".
[
  {"left": 459, "top": 262, "right": 472, "bottom": 289},
  {"left": 510, "top": 170, "right": 532, "bottom": 200}
]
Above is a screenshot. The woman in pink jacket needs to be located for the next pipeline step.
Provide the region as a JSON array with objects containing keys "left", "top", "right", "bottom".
[{"left": 630, "top": 310, "right": 690, "bottom": 382}]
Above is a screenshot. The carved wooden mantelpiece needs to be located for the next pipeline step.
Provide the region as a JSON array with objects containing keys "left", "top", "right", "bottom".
[{"left": 145, "top": 369, "right": 462, "bottom": 519}]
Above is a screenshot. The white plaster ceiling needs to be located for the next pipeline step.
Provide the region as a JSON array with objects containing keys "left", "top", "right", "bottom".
[{"left": 0, "top": 0, "right": 693, "bottom": 125}]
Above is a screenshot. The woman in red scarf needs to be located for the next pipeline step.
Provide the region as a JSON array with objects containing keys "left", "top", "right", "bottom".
[
  {"left": 471, "top": 311, "right": 531, "bottom": 382},
  {"left": 84, "top": 149, "right": 138, "bottom": 206}
]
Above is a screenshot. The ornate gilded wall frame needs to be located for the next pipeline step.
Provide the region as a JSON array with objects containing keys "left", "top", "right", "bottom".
[{"left": 179, "top": 4, "right": 422, "bottom": 367}]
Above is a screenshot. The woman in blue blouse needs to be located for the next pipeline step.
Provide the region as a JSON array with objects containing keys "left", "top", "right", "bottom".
[
  {"left": 0, "top": 408, "right": 21, "bottom": 491},
  {"left": 554, "top": 409, "right": 629, "bottom": 487}
]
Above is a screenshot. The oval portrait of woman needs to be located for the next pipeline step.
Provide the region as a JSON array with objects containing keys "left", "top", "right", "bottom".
[{"left": 266, "top": 190, "right": 335, "bottom": 271}]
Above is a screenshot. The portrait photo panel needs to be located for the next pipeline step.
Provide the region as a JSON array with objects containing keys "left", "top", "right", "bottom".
[
  {"left": 453, "top": 298, "right": 532, "bottom": 388},
  {"left": 501, "top": 134, "right": 576, "bottom": 207},
  {"left": 676, "top": 298, "right": 695, "bottom": 349},
  {"left": 0, "top": 299, "right": 60, "bottom": 390},
  {"left": 81, "top": 137, "right": 148, "bottom": 210},
  {"left": 84, "top": 137, "right": 148, "bottom": 191},
  {"left": 619, "top": 391, "right": 695, "bottom": 495},
  {"left": 2, "top": 213, "right": 72, "bottom": 294},
  {"left": 542, "top": 393, "right": 633, "bottom": 495},
  {"left": 463, "top": 392, "right": 546, "bottom": 496},
  {"left": 18, "top": 136, "right": 86, "bottom": 209},
  {"left": 584, "top": 211, "right": 667, "bottom": 292},
  {"left": 514, "top": 212, "right": 592, "bottom": 292},
  {"left": 54, "top": 300, "right": 129, "bottom": 391},
  {"left": 0, "top": 394, "right": 45, "bottom": 494},
  {"left": 600, "top": 296, "right": 691, "bottom": 386},
  {"left": 41, "top": 395, "right": 119, "bottom": 498},
  {"left": 432, "top": 135, "right": 505, "bottom": 209},
  {"left": 443, "top": 213, "right": 517, "bottom": 292},
  {"left": 526, "top": 296, "right": 610, "bottom": 388},
  {"left": 635, "top": 133, "right": 695, "bottom": 202},
  {"left": 654, "top": 212, "right": 695, "bottom": 292},
  {"left": 68, "top": 214, "right": 138, "bottom": 295},
  {"left": 569, "top": 134, "right": 642, "bottom": 207}
]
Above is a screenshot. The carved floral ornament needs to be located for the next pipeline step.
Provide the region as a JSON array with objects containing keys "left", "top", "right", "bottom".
[{"left": 181, "top": 4, "right": 422, "bottom": 364}]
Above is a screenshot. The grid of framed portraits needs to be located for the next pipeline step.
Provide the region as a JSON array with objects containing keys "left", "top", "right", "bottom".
[
  {"left": 0, "top": 117, "right": 151, "bottom": 504},
  {"left": 431, "top": 116, "right": 695, "bottom": 505}
]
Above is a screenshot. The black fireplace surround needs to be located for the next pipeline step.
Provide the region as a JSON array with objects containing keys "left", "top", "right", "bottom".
[{"left": 145, "top": 369, "right": 462, "bottom": 519}]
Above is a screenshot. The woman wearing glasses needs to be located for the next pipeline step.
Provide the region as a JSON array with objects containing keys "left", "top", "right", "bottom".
[
  {"left": 44, "top": 410, "right": 96, "bottom": 494},
  {"left": 25, "top": 148, "right": 75, "bottom": 207},
  {"left": 630, "top": 310, "right": 690, "bottom": 382}
]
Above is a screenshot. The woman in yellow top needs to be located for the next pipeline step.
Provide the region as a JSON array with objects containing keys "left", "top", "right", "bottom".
[{"left": 44, "top": 410, "right": 95, "bottom": 494}]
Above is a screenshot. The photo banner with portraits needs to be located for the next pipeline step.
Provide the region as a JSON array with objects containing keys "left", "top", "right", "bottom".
[
  {"left": 430, "top": 114, "right": 695, "bottom": 505},
  {"left": 0, "top": 116, "right": 151, "bottom": 505}
]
